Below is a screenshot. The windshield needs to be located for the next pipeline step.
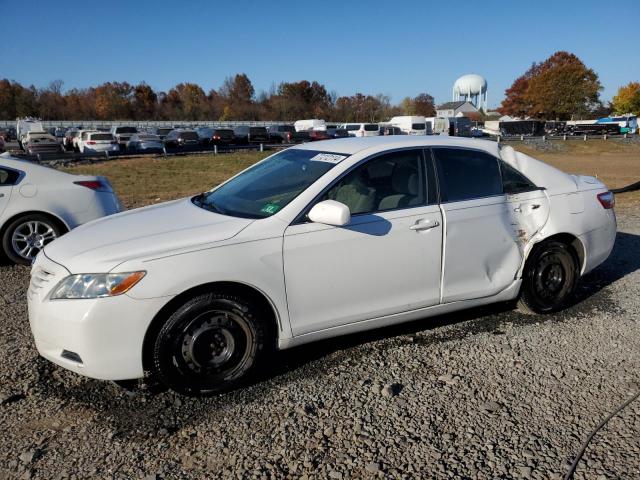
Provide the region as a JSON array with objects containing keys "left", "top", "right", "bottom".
[{"left": 194, "top": 149, "right": 348, "bottom": 219}]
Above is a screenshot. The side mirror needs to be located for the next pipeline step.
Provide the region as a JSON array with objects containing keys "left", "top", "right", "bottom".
[{"left": 308, "top": 200, "right": 351, "bottom": 226}]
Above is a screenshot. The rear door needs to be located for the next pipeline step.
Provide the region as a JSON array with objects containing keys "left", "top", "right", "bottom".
[
  {"left": 283, "top": 149, "right": 442, "bottom": 335},
  {"left": 432, "top": 147, "right": 524, "bottom": 302}
]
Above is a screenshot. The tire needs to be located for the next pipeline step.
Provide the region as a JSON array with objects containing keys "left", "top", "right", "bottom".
[
  {"left": 517, "top": 241, "right": 579, "bottom": 314},
  {"left": 150, "top": 292, "right": 273, "bottom": 396},
  {"left": 1, "top": 213, "right": 63, "bottom": 265}
]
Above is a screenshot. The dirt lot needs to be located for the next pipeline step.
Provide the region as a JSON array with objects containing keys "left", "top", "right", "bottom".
[{"left": 0, "top": 139, "right": 639, "bottom": 479}]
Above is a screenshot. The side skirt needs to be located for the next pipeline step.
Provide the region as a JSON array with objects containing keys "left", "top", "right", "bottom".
[{"left": 278, "top": 280, "right": 522, "bottom": 350}]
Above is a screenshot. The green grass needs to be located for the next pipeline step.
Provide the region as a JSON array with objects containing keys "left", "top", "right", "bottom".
[{"left": 61, "top": 151, "right": 270, "bottom": 208}]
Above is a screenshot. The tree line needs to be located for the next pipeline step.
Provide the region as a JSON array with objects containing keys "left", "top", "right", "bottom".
[
  {"left": 2, "top": 50, "right": 637, "bottom": 122},
  {"left": 0, "top": 75, "right": 436, "bottom": 122},
  {"left": 498, "top": 51, "right": 640, "bottom": 119}
]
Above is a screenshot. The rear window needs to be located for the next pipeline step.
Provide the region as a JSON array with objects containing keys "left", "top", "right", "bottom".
[
  {"left": 157, "top": 128, "right": 173, "bottom": 134},
  {"left": 180, "top": 131, "right": 199, "bottom": 140},
  {"left": 433, "top": 148, "right": 502, "bottom": 202},
  {"left": 115, "top": 127, "right": 137, "bottom": 134},
  {"left": 215, "top": 129, "right": 233, "bottom": 135},
  {"left": 412, "top": 123, "right": 426, "bottom": 130},
  {"left": 140, "top": 135, "right": 160, "bottom": 141},
  {"left": 250, "top": 127, "right": 267, "bottom": 134},
  {"left": 91, "top": 133, "right": 114, "bottom": 141},
  {"left": 364, "top": 124, "right": 379, "bottom": 131}
]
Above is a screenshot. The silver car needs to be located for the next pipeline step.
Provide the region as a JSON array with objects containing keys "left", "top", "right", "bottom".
[{"left": 126, "top": 134, "right": 164, "bottom": 152}]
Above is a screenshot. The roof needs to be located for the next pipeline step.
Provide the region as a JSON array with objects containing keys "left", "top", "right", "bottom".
[
  {"left": 291, "top": 135, "right": 500, "bottom": 156},
  {"left": 437, "top": 101, "right": 467, "bottom": 110}
]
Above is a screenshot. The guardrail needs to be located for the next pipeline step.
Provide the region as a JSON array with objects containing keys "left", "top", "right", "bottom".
[
  {"left": 8, "top": 143, "right": 281, "bottom": 166},
  {"left": 493, "top": 133, "right": 637, "bottom": 143}
]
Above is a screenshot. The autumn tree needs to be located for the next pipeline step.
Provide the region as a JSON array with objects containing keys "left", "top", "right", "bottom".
[
  {"left": 499, "top": 63, "right": 540, "bottom": 117},
  {"left": 611, "top": 82, "right": 640, "bottom": 115},
  {"left": 132, "top": 83, "right": 158, "bottom": 119},
  {"left": 94, "top": 82, "right": 133, "bottom": 119},
  {"left": 219, "top": 74, "right": 256, "bottom": 120},
  {"left": 401, "top": 93, "right": 436, "bottom": 117},
  {"left": 526, "top": 52, "right": 601, "bottom": 119}
]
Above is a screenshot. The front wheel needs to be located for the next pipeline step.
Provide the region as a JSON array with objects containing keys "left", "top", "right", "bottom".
[
  {"left": 518, "top": 241, "right": 579, "bottom": 314},
  {"left": 2, "top": 214, "right": 62, "bottom": 265},
  {"left": 150, "top": 292, "right": 272, "bottom": 396}
]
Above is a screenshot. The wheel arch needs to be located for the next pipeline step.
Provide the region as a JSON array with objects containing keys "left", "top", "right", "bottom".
[
  {"left": 0, "top": 209, "right": 70, "bottom": 240},
  {"left": 523, "top": 232, "right": 586, "bottom": 276},
  {"left": 141, "top": 281, "right": 281, "bottom": 373}
]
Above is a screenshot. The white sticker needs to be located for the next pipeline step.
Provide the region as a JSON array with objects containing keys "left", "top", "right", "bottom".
[{"left": 309, "top": 153, "right": 347, "bottom": 164}]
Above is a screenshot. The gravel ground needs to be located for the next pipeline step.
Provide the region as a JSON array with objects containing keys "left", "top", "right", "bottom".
[{"left": 0, "top": 212, "right": 638, "bottom": 479}]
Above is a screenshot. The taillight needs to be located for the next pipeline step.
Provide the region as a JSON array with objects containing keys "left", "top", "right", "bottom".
[
  {"left": 287, "top": 132, "right": 291, "bottom": 141},
  {"left": 74, "top": 180, "right": 107, "bottom": 191},
  {"left": 87, "top": 141, "right": 96, "bottom": 145},
  {"left": 597, "top": 191, "right": 615, "bottom": 209}
]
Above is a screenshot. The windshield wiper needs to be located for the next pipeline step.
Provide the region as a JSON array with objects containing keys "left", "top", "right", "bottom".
[{"left": 192, "top": 192, "right": 226, "bottom": 215}]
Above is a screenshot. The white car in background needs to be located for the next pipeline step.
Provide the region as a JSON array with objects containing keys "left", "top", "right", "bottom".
[
  {"left": 77, "top": 131, "right": 119, "bottom": 154},
  {"left": 28, "top": 137, "right": 616, "bottom": 396},
  {"left": 341, "top": 123, "right": 380, "bottom": 137},
  {"left": 0, "top": 153, "right": 121, "bottom": 264}
]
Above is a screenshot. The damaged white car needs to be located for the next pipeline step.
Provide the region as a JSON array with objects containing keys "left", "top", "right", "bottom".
[{"left": 28, "top": 137, "right": 616, "bottom": 395}]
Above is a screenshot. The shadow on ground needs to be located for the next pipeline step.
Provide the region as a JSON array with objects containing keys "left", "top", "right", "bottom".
[{"left": 31, "top": 232, "right": 640, "bottom": 436}]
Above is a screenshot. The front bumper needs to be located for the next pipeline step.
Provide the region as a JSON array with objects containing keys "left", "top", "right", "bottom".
[{"left": 28, "top": 253, "right": 172, "bottom": 380}]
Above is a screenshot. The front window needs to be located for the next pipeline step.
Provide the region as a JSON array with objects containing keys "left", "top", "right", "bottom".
[{"left": 194, "top": 149, "right": 347, "bottom": 218}]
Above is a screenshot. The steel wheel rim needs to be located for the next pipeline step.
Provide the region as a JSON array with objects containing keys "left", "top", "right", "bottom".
[
  {"left": 533, "top": 254, "right": 568, "bottom": 301},
  {"left": 178, "top": 310, "right": 251, "bottom": 377},
  {"left": 11, "top": 220, "right": 57, "bottom": 261}
]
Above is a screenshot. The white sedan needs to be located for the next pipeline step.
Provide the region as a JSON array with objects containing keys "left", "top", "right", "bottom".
[
  {"left": 28, "top": 137, "right": 616, "bottom": 395},
  {"left": 0, "top": 153, "right": 122, "bottom": 264}
]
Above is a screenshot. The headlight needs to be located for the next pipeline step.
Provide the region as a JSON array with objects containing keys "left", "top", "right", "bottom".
[{"left": 50, "top": 272, "right": 146, "bottom": 300}]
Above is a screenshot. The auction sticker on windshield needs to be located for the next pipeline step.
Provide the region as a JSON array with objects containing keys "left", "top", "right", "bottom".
[
  {"left": 309, "top": 153, "right": 347, "bottom": 164},
  {"left": 260, "top": 203, "right": 281, "bottom": 214}
]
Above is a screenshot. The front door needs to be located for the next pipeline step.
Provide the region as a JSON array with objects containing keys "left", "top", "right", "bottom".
[{"left": 283, "top": 149, "right": 443, "bottom": 336}]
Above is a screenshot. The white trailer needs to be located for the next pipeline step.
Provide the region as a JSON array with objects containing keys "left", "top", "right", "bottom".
[
  {"left": 294, "top": 119, "right": 326, "bottom": 132},
  {"left": 388, "top": 116, "right": 428, "bottom": 135},
  {"left": 425, "top": 117, "right": 450, "bottom": 135}
]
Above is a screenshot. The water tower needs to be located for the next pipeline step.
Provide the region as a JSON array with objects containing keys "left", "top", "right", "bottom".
[{"left": 453, "top": 74, "right": 488, "bottom": 112}]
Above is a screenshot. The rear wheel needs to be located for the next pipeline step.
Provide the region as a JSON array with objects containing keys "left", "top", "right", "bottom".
[
  {"left": 518, "top": 241, "right": 579, "bottom": 314},
  {"left": 2, "top": 214, "right": 62, "bottom": 265},
  {"left": 150, "top": 292, "right": 272, "bottom": 396}
]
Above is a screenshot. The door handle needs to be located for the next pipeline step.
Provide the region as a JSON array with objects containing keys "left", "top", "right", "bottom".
[{"left": 410, "top": 219, "right": 440, "bottom": 231}]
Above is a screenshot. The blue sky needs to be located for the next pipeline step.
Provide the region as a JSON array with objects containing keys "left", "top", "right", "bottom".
[{"left": 3, "top": 0, "right": 639, "bottom": 108}]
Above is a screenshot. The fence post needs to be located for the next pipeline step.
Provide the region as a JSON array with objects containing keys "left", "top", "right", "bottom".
[
  {"left": 214, "top": 145, "right": 218, "bottom": 155},
  {"left": 520, "top": 134, "right": 524, "bottom": 141},
  {"left": 624, "top": 133, "right": 628, "bottom": 139},
  {"left": 497, "top": 135, "right": 501, "bottom": 144},
  {"left": 603, "top": 133, "right": 607, "bottom": 141},
  {"left": 105, "top": 151, "right": 109, "bottom": 161},
  {"left": 583, "top": 134, "right": 587, "bottom": 141},
  {"left": 260, "top": 143, "right": 264, "bottom": 152},
  {"left": 563, "top": 134, "right": 567, "bottom": 141},
  {"left": 163, "top": 146, "right": 167, "bottom": 159},
  {"left": 542, "top": 135, "right": 546, "bottom": 142}
]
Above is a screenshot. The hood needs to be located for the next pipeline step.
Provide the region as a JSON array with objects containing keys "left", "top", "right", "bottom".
[{"left": 44, "top": 198, "right": 254, "bottom": 273}]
